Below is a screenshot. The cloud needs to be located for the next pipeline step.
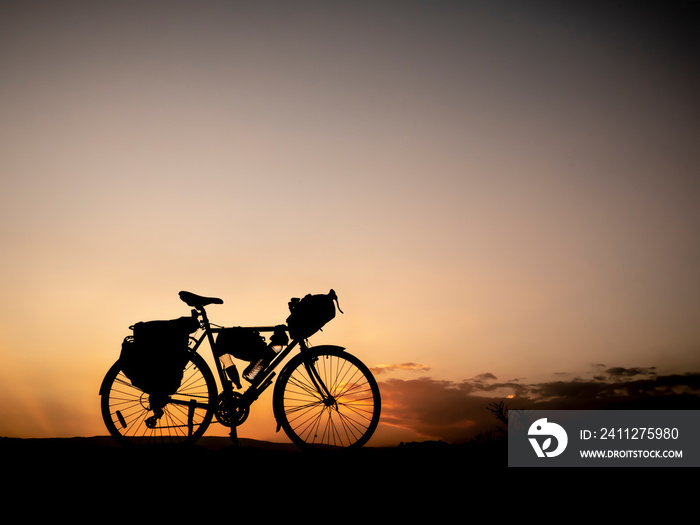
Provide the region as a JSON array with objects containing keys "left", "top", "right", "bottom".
[
  {"left": 371, "top": 363, "right": 431, "bottom": 375},
  {"left": 379, "top": 377, "right": 496, "bottom": 443},
  {"left": 377, "top": 366, "right": 700, "bottom": 443},
  {"left": 604, "top": 366, "right": 656, "bottom": 379}
]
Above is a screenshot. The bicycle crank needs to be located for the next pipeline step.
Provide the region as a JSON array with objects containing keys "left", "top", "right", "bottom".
[{"left": 215, "top": 392, "right": 250, "bottom": 427}]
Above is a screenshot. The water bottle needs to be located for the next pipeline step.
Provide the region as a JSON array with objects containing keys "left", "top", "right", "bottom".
[
  {"left": 243, "top": 358, "right": 267, "bottom": 382},
  {"left": 243, "top": 332, "right": 289, "bottom": 382}
]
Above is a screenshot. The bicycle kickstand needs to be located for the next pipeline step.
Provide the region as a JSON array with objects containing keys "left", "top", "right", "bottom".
[{"left": 229, "top": 426, "right": 239, "bottom": 446}]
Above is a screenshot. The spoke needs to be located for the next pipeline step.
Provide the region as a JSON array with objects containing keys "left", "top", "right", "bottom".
[{"left": 277, "top": 351, "right": 380, "bottom": 449}]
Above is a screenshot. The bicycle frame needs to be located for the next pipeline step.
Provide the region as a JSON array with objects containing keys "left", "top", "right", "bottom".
[{"left": 179, "top": 304, "right": 339, "bottom": 436}]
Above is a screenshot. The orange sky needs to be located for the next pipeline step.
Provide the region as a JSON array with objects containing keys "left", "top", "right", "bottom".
[{"left": 1, "top": 1, "right": 699, "bottom": 446}]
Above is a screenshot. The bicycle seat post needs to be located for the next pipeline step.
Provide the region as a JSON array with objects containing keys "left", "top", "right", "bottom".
[
  {"left": 197, "top": 307, "right": 217, "bottom": 352},
  {"left": 197, "top": 306, "right": 209, "bottom": 326}
]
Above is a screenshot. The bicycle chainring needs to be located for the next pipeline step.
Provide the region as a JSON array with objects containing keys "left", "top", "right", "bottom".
[{"left": 215, "top": 392, "right": 250, "bottom": 427}]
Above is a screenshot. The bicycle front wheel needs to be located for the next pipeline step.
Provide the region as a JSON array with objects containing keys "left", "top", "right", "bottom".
[
  {"left": 100, "top": 352, "right": 217, "bottom": 446},
  {"left": 273, "top": 348, "right": 381, "bottom": 450}
]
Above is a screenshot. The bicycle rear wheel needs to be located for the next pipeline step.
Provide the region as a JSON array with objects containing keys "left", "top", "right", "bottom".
[
  {"left": 273, "top": 347, "right": 381, "bottom": 450},
  {"left": 100, "top": 352, "right": 217, "bottom": 446}
]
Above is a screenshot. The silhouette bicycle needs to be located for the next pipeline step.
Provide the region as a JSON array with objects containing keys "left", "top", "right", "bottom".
[{"left": 99, "top": 290, "right": 381, "bottom": 449}]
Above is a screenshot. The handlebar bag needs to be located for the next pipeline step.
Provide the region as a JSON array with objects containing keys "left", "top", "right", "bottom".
[
  {"left": 215, "top": 327, "right": 272, "bottom": 362},
  {"left": 119, "top": 316, "right": 199, "bottom": 396},
  {"left": 286, "top": 289, "right": 343, "bottom": 340}
]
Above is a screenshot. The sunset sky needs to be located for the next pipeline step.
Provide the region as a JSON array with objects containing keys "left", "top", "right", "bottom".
[{"left": 1, "top": 1, "right": 699, "bottom": 446}]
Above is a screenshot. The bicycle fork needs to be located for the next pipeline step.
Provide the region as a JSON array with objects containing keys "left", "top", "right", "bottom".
[{"left": 304, "top": 358, "right": 338, "bottom": 411}]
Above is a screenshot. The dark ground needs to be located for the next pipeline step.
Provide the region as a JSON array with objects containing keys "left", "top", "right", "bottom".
[
  {"left": 0, "top": 434, "right": 659, "bottom": 510},
  {"left": 2, "top": 435, "right": 507, "bottom": 489},
  {"left": 1, "top": 436, "right": 520, "bottom": 514}
]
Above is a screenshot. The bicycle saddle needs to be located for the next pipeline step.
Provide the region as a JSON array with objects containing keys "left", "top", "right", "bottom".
[{"left": 179, "top": 291, "right": 224, "bottom": 308}]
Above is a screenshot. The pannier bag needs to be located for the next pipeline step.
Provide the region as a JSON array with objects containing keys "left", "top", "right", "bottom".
[
  {"left": 215, "top": 327, "right": 273, "bottom": 362},
  {"left": 286, "top": 289, "right": 343, "bottom": 341},
  {"left": 119, "top": 315, "right": 199, "bottom": 396}
]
